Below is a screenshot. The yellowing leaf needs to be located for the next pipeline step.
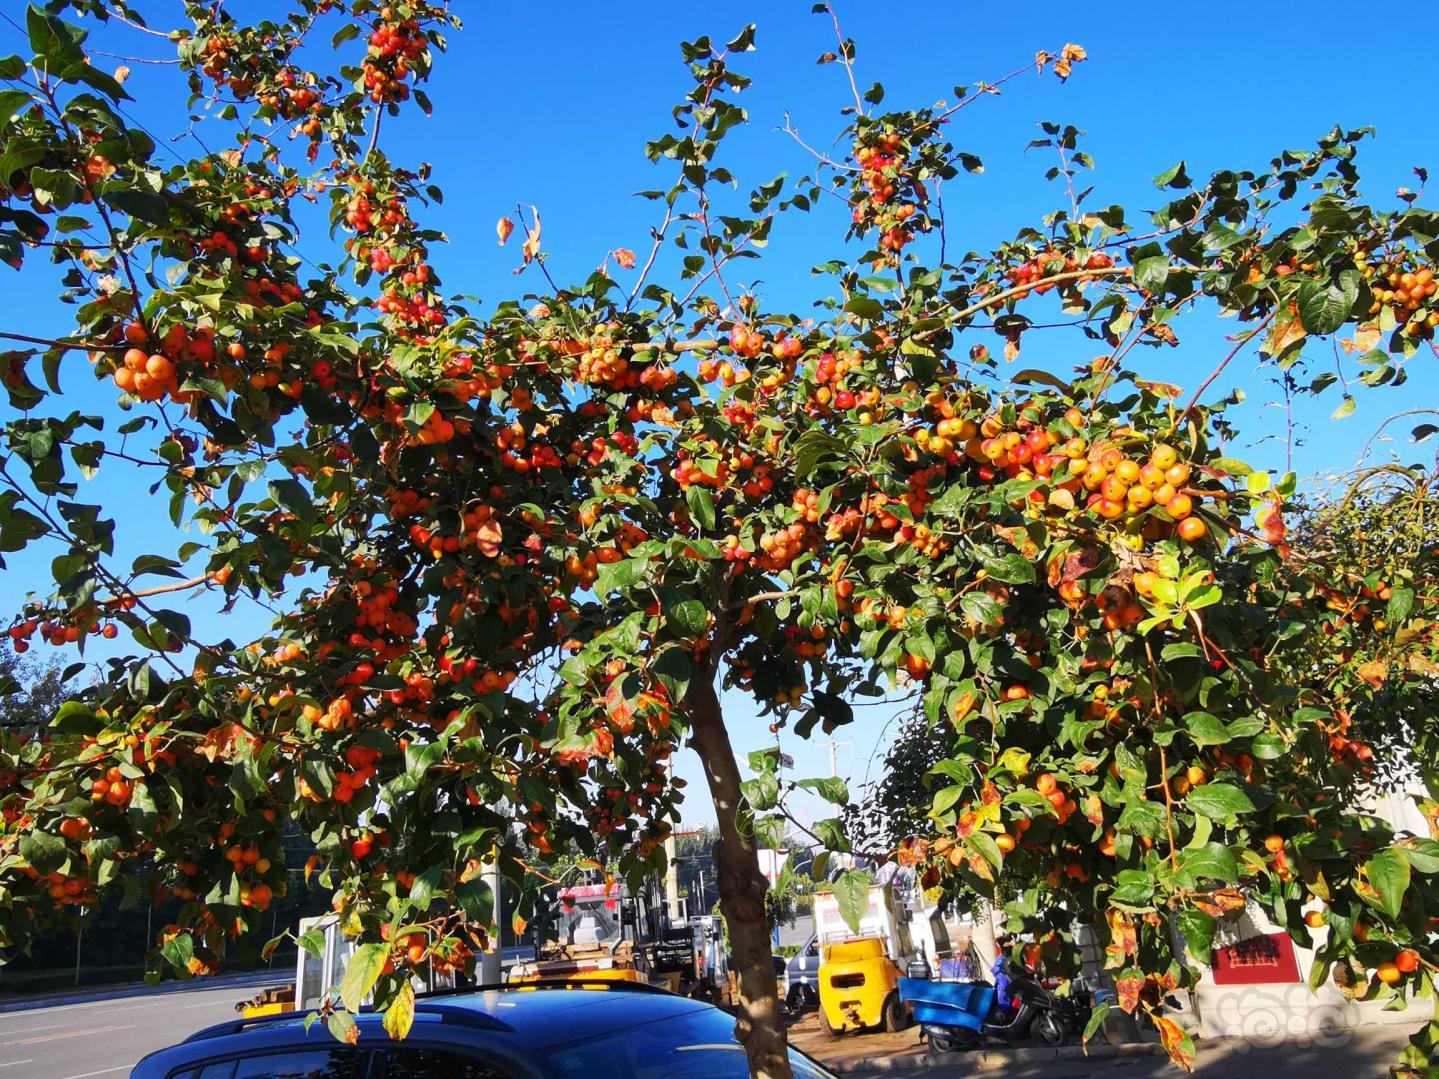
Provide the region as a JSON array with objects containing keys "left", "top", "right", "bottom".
[
  {"left": 496, "top": 217, "right": 514, "bottom": 246},
  {"left": 383, "top": 981, "right": 415, "bottom": 1041},
  {"left": 614, "top": 248, "right": 636, "bottom": 270},
  {"left": 1156, "top": 1016, "right": 1196, "bottom": 1071},
  {"left": 521, "top": 207, "right": 542, "bottom": 265}
]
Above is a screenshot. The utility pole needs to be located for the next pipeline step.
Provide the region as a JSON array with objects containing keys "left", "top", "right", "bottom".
[
  {"left": 479, "top": 853, "right": 502, "bottom": 984},
  {"left": 819, "top": 739, "right": 851, "bottom": 778}
]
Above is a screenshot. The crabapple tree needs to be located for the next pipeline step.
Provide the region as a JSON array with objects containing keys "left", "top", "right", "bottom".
[{"left": 1, "top": 4, "right": 1438, "bottom": 1077}]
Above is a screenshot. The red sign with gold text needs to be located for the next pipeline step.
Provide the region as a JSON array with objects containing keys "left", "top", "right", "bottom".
[{"left": 1209, "top": 932, "right": 1301, "bottom": 985}]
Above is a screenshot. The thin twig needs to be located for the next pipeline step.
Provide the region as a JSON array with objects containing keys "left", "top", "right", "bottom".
[
  {"left": 0, "top": 332, "right": 119, "bottom": 352},
  {"left": 1178, "top": 311, "right": 1276, "bottom": 425},
  {"left": 821, "top": 3, "right": 865, "bottom": 116}
]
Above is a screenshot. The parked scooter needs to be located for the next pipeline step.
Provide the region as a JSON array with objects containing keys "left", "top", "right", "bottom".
[{"left": 898, "top": 953, "right": 1091, "bottom": 1054}]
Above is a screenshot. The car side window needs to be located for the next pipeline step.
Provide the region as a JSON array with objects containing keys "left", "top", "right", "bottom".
[
  {"left": 227, "top": 1049, "right": 362, "bottom": 1079},
  {"left": 371, "top": 1047, "right": 514, "bottom": 1079}
]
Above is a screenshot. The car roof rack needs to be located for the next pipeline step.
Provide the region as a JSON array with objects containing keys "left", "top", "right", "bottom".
[{"left": 184, "top": 978, "right": 677, "bottom": 1044}]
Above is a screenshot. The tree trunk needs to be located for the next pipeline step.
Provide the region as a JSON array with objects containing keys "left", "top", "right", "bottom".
[{"left": 685, "top": 676, "right": 792, "bottom": 1079}]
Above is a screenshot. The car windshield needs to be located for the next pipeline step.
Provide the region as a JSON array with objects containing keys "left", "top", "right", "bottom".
[{"left": 542, "top": 1008, "right": 835, "bottom": 1079}]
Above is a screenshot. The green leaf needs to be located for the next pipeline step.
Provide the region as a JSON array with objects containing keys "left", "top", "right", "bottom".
[
  {"left": 753, "top": 815, "right": 785, "bottom": 850},
  {"left": 0, "top": 90, "right": 33, "bottom": 129},
  {"left": 748, "top": 747, "right": 781, "bottom": 775},
  {"left": 1185, "top": 783, "right": 1255, "bottom": 818},
  {"left": 593, "top": 557, "right": 641, "bottom": 596},
  {"left": 1135, "top": 256, "right": 1170, "bottom": 294},
  {"left": 1153, "top": 161, "right": 1190, "bottom": 188},
  {"left": 1179, "top": 842, "right": 1238, "bottom": 884},
  {"left": 19, "top": 830, "right": 65, "bottom": 874},
  {"left": 809, "top": 817, "right": 850, "bottom": 853},
  {"left": 1298, "top": 273, "right": 1360, "bottom": 336},
  {"left": 383, "top": 981, "right": 415, "bottom": 1040},
  {"left": 27, "top": 6, "right": 85, "bottom": 67},
  {"left": 104, "top": 189, "right": 169, "bottom": 227},
  {"left": 456, "top": 877, "right": 495, "bottom": 929},
  {"left": 960, "top": 591, "right": 1003, "bottom": 627},
  {"left": 297, "top": 929, "right": 325, "bottom": 960},
  {"left": 1184, "top": 712, "right": 1231, "bottom": 747},
  {"left": 327, "top": 1010, "right": 358, "bottom": 1046},
  {"left": 930, "top": 785, "right": 965, "bottom": 817},
  {"left": 685, "top": 485, "right": 716, "bottom": 530},
  {"left": 1362, "top": 849, "right": 1410, "bottom": 920},
  {"left": 797, "top": 776, "right": 849, "bottom": 804},
  {"left": 652, "top": 647, "right": 692, "bottom": 703},
  {"left": 1083, "top": 1002, "right": 1111, "bottom": 1043},
  {"left": 833, "top": 869, "right": 872, "bottom": 935},
  {"left": 977, "top": 549, "right": 1035, "bottom": 585},
  {"left": 407, "top": 867, "right": 443, "bottom": 911},
  {"left": 339, "top": 942, "right": 388, "bottom": 1012},
  {"left": 1399, "top": 840, "right": 1439, "bottom": 875},
  {"left": 793, "top": 430, "right": 846, "bottom": 478},
  {"left": 1176, "top": 909, "right": 1216, "bottom": 963},
  {"left": 1386, "top": 586, "right": 1415, "bottom": 626},
  {"left": 667, "top": 599, "right": 709, "bottom": 639},
  {"left": 160, "top": 932, "right": 194, "bottom": 976},
  {"left": 842, "top": 296, "right": 884, "bottom": 320},
  {"left": 742, "top": 772, "right": 780, "bottom": 811},
  {"left": 1250, "top": 732, "right": 1286, "bottom": 760},
  {"left": 1330, "top": 394, "right": 1356, "bottom": 420}
]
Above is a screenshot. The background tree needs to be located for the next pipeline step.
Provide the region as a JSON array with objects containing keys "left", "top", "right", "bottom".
[
  {"left": 1, "top": 5, "right": 1438, "bottom": 1077},
  {"left": 0, "top": 650, "right": 69, "bottom": 733}
]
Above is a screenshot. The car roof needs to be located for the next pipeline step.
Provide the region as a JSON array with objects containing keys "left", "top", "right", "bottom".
[
  {"left": 134, "top": 984, "right": 721, "bottom": 1078},
  {"left": 412, "top": 983, "right": 713, "bottom": 1047}
]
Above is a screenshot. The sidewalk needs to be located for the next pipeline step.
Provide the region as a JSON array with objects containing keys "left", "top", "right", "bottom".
[
  {"left": 789, "top": 1014, "right": 1167, "bottom": 1073},
  {"left": 789, "top": 1013, "right": 1417, "bottom": 1076},
  {"left": 0, "top": 968, "right": 286, "bottom": 1013}
]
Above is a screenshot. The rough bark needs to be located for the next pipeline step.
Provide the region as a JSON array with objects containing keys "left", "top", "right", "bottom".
[{"left": 685, "top": 675, "right": 792, "bottom": 1079}]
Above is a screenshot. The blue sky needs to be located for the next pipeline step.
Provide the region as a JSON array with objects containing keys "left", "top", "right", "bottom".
[{"left": 3, "top": 1, "right": 1438, "bottom": 828}]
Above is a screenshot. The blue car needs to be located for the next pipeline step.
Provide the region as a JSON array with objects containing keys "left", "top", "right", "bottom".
[{"left": 132, "top": 982, "right": 837, "bottom": 1079}]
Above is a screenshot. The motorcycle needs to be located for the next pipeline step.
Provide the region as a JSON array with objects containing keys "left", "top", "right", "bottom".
[{"left": 898, "top": 957, "right": 1091, "bottom": 1054}]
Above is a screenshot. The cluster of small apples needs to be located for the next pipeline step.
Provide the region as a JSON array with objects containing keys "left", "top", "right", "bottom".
[
  {"left": 850, "top": 133, "right": 922, "bottom": 257},
  {"left": 363, "top": 16, "right": 427, "bottom": 103},
  {"left": 1355, "top": 255, "right": 1439, "bottom": 337},
  {"left": 99, "top": 317, "right": 317, "bottom": 405},
  {"left": 1319, "top": 710, "right": 1375, "bottom": 770},
  {"left": 222, "top": 839, "right": 284, "bottom": 910},
  {"left": 197, "top": 32, "right": 262, "bottom": 99},
  {"left": 753, "top": 522, "right": 813, "bottom": 572},
  {"left": 342, "top": 182, "right": 409, "bottom": 235},
  {"left": 1006, "top": 251, "right": 1114, "bottom": 299},
  {"left": 782, "top": 623, "right": 831, "bottom": 661},
  {"left": 6, "top": 607, "right": 123, "bottom": 652},
  {"left": 257, "top": 68, "right": 323, "bottom": 121},
  {"left": 698, "top": 356, "right": 753, "bottom": 387},
  {"left": 26, "top": 868, "right": 99, "bottom": 906},
  {"left": 955, "top": 410, "right": 1212, "bottom": 542},
  {"left": 376, "top": 282, "right": 447, "bottom": 335},
  {"left": 728, "top": 326, "right": 767, "bottom": 360},
  {"left": 494, "top": 425, "right": 562, "bottom": 472},
  {"left": 89, "top": 765, "right": 138, "bottom": 808}
]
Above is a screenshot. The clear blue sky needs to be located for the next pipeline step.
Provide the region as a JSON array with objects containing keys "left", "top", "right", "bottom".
[{"left": 3, "top": 1, "right": 1437, "bottom": 828}]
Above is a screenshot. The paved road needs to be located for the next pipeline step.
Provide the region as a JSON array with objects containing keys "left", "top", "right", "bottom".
[
  {"left": 0, "top": 980, "right": 277, "bottom": 1079},
  {"left": 0, "top": 982, "right": 1420, "bottom": 1079}
]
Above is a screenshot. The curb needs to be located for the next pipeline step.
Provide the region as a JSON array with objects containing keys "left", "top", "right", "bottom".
[
  {"left": 0, "top": 970, "right": 287, "bottom": 1013},
  {"left": 829, "top": 1040, "right": 1168, "bottom": 1074}
]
